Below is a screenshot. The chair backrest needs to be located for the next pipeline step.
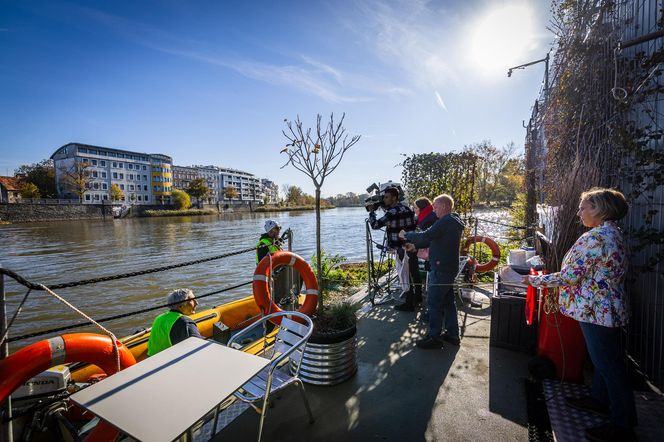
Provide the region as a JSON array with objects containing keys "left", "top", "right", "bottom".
[{"left": 268, "top": 312, "right": 313, "bottom": 376}]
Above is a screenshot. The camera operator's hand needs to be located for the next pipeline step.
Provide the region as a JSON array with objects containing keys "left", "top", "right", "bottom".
[
  {"left": 404, "top": 243, "right": 416, "bottom": 253},
  {"left": 398, "top": 229, "right": 407, "bottom": 240}
]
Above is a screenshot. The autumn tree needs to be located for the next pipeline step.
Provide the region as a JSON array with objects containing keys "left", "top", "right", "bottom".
[
  {"left": 110, "top": 184, "right": 124, "bottom": 202},
  {"left": 281, "top": 113, "right": 361, "bottom": 309},
  {"left": 171, "top": 188, "right": 191, "bottom": 210},
  {"left": 223, "top": 185, "right": 238, "bottom": 200},
  {"left": 15, "top": 159, "right": 56, "bottom": 198},
  {"left": 59, "top": 161, "right": 92, "bottom": 202},
  {"left": 19, "top": 182, "right": 40, "bottom": 199},
  {"left": 186, "top": 178, "right": 210, "bottom": 207}
]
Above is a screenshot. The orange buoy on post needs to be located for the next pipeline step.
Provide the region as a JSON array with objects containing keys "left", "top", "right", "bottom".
[
  {"left": 0, "top": 333, "right": 136, "bottom": 442},
  {"left": 253, "top": 251, "right": 318, "bottom": 324},
  {"left": 461, "top": 236, "right": 501, "bottom": 273}
]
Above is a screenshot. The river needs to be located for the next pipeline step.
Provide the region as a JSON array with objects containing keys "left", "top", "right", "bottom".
[{"left": 1, "top": 207, "right": 512, "bottom": 347}]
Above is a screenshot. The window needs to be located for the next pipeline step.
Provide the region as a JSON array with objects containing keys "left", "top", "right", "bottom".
[
  {"left": 101, "top": 172, "right": 107, "bottom": 178},
  {"left": 85, "top": 194, "right": 91, "bottom": 201},
  {"left": 92, "top": 171, "right": 98, "bottom": 178},
  {"left": 144, "top": 195, "right": 150, "bottom": 202},
  {"left": 112, "top": 162, "right": 118, "bottom": 168},
  {"left": 94, "top": 194, "right": 100, "bottom": 200},
  {"left": 93, "top": 182, "right": 99, "bottom": 190},
  {"left": 103, "top": 195, "right": 108, "bottom": 200},
  {"left": 102, "top": 183, "right": 108, "bottom": 190},
  {"left": 144, "top": 185, "right": 148, "bottom": 191},
  {"left": 143, "top": 175, "right": 147, "bottom": 180},
  {"left": 137, "top": 195, "right": 142, "bottom": 201},
  {"left": 119, "top": 173, "right": 124, "bottom": 179},
  {"left": 113, "top": 172, "right": 118, "bottom": 179},
  {"left": 91, "top": 159, "right": 97, "bottom": 166},
  {"left": 129, "top": 174, "right": 134, "bottom": 180},
  {"left": 89, "top": 149, "right": 97, "bottom": 155},
  {"left": 79, "top": 147, "right": 88, "bottom": 153},
  {"left": 129, "top": 185, "right": 134, "bottom": 191},
  {"left": 120, "top": 184, "right": 125, "bottom": 190},
  {"left": 143, "top": 165, "right": 147, "bottom": 171},
  {"left": 100, "top": 160, "right": 106, "bottom": 167},
  {"left": 118, "top": 163, "right": 123, "bottom": 168},
  {"left": 128, "top": 164, "right": 133, "bottom": 170}
]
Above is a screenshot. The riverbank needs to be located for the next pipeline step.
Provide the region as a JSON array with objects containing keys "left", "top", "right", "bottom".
[
  {"left": 143, "top": 208, "right": 217, "bottom": 217},
  {"left": 253, "top": 205, "right": 335, "bottom": 212}
]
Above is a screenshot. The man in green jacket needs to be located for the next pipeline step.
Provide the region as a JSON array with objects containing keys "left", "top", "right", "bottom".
[
  {"left": 147, "top": 289, "right": 203, "bottom": 356},
  {"left": 256, "top": 219, "right": 283, "bottom": 264}
]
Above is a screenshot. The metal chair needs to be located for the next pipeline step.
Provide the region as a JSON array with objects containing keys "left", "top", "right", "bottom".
[{"left": 227, "top": 311, "right": 314, "bottom": 441}]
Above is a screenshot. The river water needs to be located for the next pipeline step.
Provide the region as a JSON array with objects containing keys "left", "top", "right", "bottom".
[{"left": 1, "top": 207, "right": 511, "bottom": 347}]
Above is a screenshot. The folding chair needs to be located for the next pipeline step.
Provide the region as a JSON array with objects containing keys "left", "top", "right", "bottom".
[{"left": 227, "top": 311, "right": 314, "bottom": 441}]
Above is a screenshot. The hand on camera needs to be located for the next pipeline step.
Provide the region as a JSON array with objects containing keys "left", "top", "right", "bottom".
[
  {"left": 398, "top": 229, "right": 406, "bottom": 240},
  {"left": 404, "top": 243, "right": 415, "bottom": 252}
]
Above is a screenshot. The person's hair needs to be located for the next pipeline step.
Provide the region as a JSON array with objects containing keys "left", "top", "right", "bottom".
[
  {"left": 415, "top": 197, "right": 432, "bottom": 210},
  {"left": 167, "top": 288, "right": 194, "bottom": 307},
  {"left": 580, "top": 188, "right": 629, "bottom": 221},
  {"left": 384, "top": 187, "right": 399, "bottom": 198},
  {"left": 434, "top": 194, "right": 454, "bottom": 210}
]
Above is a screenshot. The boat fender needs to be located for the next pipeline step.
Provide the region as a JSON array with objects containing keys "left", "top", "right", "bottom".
[
  {"left": 253, "top": 251, "right": 318, "bottom": 324},
  {"left": 0, "top": 333, "right": 136, "bottom": 442},
  {"left": 461, "top": 236, "right": 501, "bottom": 273}
]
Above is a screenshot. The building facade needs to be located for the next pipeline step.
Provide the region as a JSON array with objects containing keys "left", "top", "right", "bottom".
[
  {"left": 0, "top": 176, "right": 21, "bottom": 203},
  {"left": 261, "top": 178, "right": 279, "bottom": 204},
  {"left": 50, "top": 143, "right": 172, "bottom": 204},
  {"left": 172, "top": 165, "right": 220, "bottom": 204},
  {"left": 218, "top": 167, "right": 263, "bottom": 203}
]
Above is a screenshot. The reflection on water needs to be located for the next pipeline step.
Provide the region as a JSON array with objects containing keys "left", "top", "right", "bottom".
[{"left": 0, "top": 208, "right": 372, "bottom": 345}]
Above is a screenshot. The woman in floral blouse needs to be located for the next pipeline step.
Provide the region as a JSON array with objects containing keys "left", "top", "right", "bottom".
[{"left": 526, "top": 188, "right": 636, "bottom": 442}]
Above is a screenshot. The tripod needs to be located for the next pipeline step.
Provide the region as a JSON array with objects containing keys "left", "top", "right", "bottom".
[{"left": 365, "top": 219, "right": 397, "bottom": 305}]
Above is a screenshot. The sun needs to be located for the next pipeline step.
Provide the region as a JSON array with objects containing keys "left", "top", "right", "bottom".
[{"left": 467, "top": 2, "right": 538, "bottom": 77}]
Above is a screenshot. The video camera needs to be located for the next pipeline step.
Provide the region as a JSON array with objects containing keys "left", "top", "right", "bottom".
[{"left": 364, "top": 180, "right": 405, "bottom": 212}]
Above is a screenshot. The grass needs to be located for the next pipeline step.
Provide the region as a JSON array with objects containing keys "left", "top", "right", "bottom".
[{"left": 142, "top": 209, "right": 217, "bottom": 217}]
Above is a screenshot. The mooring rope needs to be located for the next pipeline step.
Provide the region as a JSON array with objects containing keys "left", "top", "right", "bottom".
[{"left": 38, "top": 284, "right": 121, "bottom": 372}]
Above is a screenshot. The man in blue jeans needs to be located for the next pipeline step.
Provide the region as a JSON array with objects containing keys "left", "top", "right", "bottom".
[{"left": 400, "top": 194, "right": 465, "bottom": 349}]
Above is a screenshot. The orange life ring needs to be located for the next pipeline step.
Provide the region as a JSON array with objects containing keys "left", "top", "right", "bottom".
[
  {"left": 253, "top": 250, "right": 318, "bottom": 324},
  {"left": 461, "top": 236, "right": 501, "bottom": 273},
  {"left": 0, "top": 333, "right": 136, "bottom": 442}
]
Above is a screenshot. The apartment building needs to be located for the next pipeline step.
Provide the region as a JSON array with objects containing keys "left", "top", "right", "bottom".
[
  {"left": 261, "top": 178, "right": 279, "bottom": 203},
  {"left": 172, "top": 165, "right": 220, "bottom": 204},
  {"left": 50, "top": 143, "right": 172, "bottom": 204},
  {"left": 218, "top": 167, "right": 263, "bottom": 203}
]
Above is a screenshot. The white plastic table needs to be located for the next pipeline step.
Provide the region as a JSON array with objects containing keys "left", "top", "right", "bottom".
[{"left": 70, "top": 337, "right": 269, "bottom": 441}]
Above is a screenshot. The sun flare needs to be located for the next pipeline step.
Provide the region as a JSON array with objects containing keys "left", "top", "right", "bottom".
[{"left": 467, "top": 2, "right": 538, "bottom": 76}]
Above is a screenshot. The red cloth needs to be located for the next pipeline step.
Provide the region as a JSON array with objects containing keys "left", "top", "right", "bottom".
[
  {"left": 525, "top": 268, "right": 537, "bottom": 326},
  {"left": 417, "top": 204, "right": 433, "bottom": 227}
]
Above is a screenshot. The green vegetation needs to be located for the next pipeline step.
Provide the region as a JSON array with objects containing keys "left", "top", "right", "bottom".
[
  {"left": 254, "top": 205, "right": 335, "bottom": 212},
  {"left": 110, "top": 184, "right": 124, "bottom": 202},
  {"left": 186, "top": 178, "right": 210, "bottom": 206},
  {"left": 143, "top": 208, "right": 215, "bottom": 217},
  {"left": 15, "top": 159, "right": 56, "bottom": 198},
  {"left": 19, "top": 182, "right": 40, "bottom": 198},
  {"left": 171, "top": 189, "right": 191, "bottom": 210}
]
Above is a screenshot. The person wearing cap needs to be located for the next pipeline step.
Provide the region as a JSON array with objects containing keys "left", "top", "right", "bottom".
[
  {"left": 256, "top": 219, "right": 282, "bottom": 264},
  {"left": 147, "top": 288, "right": 203, "bottom": 356}
]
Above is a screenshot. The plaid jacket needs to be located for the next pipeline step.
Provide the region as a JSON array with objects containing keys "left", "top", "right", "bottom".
[{"left": 369, "top": 202, "right": 417, "bottom": 248}]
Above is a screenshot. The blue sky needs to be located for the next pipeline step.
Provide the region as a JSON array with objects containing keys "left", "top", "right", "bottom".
[{"left": 0, "top": 0, "right": 552, "bottom": 197}]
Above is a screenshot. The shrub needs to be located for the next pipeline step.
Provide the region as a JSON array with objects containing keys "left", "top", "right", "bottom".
[{"left": 171, "top": 189, "right": 191, "bottom": 210}]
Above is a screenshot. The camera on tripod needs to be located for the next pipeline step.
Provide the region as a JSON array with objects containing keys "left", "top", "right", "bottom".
[{"left": 364, "top": 180, "right": 405, "bottom": 212}]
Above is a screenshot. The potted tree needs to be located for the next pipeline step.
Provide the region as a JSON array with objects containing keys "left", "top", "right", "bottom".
[{"left": 281, "top": 113, "right": 361, "bottom": 385}]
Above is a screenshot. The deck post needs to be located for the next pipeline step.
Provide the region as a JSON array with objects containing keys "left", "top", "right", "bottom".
[{"left": 0, "top": 264, "right": 13, "bottom": 442}]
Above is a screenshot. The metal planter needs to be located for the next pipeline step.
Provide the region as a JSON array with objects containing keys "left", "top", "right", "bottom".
[{"left": 292, "top": 329, "right": 357, "bottom": 386}]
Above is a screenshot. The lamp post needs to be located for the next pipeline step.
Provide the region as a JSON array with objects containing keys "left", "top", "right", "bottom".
[{"left": 508, "top": 53, "right": 550, "bottom": 244}]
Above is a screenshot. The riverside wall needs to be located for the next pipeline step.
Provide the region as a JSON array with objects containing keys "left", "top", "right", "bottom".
[{"left": 0, "top": 203, "right": 113, "bottom": 223}]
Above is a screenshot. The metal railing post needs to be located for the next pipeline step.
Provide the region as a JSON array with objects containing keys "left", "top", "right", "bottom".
[{"left": 1, "top": 264, "right": 13, "bottom": 442}]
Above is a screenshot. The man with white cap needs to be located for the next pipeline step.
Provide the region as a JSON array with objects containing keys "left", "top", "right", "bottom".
[
  {"left": 147, "top": 288, "right": 203, "bottom": 356},
  {"left": 256, "top": 219, "right": 283, "bottom": 264}
]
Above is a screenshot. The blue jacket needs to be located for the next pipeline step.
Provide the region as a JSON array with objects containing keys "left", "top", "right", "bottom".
[{"left": 405, "top": 212, "right": 465, "bottom": 275}]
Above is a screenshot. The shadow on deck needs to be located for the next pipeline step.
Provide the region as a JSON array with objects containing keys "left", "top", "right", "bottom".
[{"left": 214, "top": 295, "right": 531, "bottom": 441}]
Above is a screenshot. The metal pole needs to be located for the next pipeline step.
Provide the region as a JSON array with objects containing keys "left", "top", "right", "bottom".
[
  {"left": 365, "top": 221, "right": 371, "bottom": 291},
  {"left": 1, "top": 265, "right": 14, "bottom": 442}
]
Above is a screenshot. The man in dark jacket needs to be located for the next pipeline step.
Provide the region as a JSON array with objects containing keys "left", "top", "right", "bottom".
[
  {"left": 147, "top": 289, "right": 203, "bottom": 356},
  {"left": 401, "top": 194, "right": 465, "bottom": 349}
]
